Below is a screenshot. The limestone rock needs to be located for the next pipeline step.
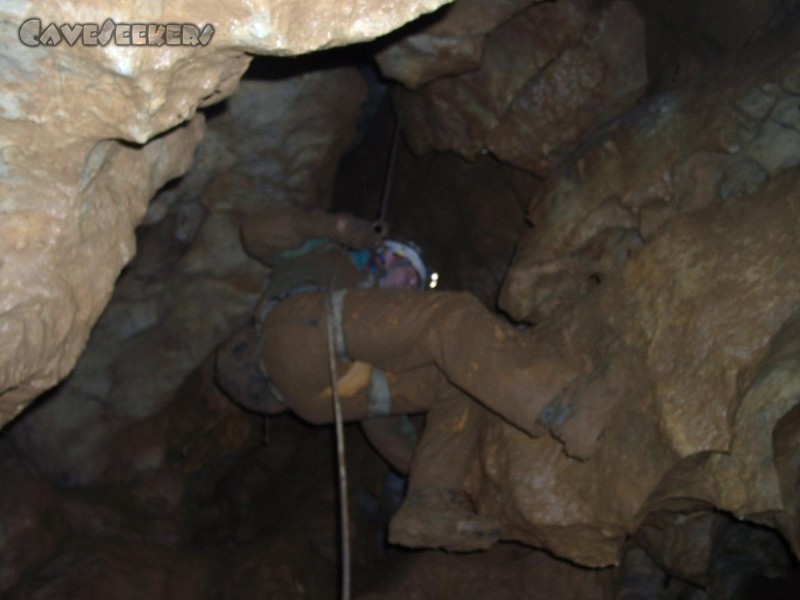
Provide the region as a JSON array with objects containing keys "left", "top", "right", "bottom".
[
  {"left": 633, "top": 511, "right": 795, "bottom": 590},
  {"left": 0, "top": 117, "right": 206, "bottom": 425},
  {"left": 468, "top": 171, "right": 800, "bottom": 567},
  {"left": 198, "top": 69, "right": 367, "bottom": 213},
  {"left": 395, "top": 0, "right": 647, "bottom": 175},
  {"left": 632, "top": 1, "right": 800, "bottom": 94},
  {"left": 499, "top": 43, "right": 800, "bottom": 324},
  {"left": 459, "top": 34, "right": 800, "bottom": 565},
  {"left": 7, "top": 63, "right": 366, "bottom": 487},
  {"left": 375, "top": 0, "right": 539, "bottom": 88},
  {"left": 0, "top": 0, "right": 454, "bottom": 428}
]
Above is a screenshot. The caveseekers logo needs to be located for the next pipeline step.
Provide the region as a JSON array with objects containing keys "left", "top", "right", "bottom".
[{"left": 19, "top": 18, "right": 215, "bottom": 47}]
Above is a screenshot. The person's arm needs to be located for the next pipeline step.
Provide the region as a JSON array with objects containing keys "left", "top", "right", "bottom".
[{"left": 240, "top": 206, "right": 381, "bottom": 266}]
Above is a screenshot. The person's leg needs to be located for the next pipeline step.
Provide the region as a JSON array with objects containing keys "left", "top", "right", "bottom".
[
  {"left": 340, "top": 289, "right": 578, "bottom": 437},
  {"left": 257, "top": 293, "right": 373, "bottom": 422},
  {"left": 389, "top": 383, "right": 502, "bottom": 551},
  {"left": 259, "top": 289, "right": 576, "bottom": 435},
  {"left": 257, "top": 291, "right": 512, "bottom": 550},
  {"left": 360, "top": 416, "right": 418, "bottom": 475}
]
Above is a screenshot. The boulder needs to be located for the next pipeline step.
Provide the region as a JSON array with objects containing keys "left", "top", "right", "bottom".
[{"left": 394, "top": 0, "right": 647, "bottom": 175}]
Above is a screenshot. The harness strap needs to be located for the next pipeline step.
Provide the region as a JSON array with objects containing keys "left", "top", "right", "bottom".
[
  {"left": 367, "top": 369, "right": 392, "bottom": 417},
  {"left": 329, "top": 288, "right": 350, "bottom": 362}
]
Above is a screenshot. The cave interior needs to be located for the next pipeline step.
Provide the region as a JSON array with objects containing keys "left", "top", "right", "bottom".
[{"left": 2, "top": 0, "right": 800, "bottom": 598}]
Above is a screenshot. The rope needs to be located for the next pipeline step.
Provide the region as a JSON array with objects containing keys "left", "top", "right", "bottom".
[
  {"left": 325, "top": 257, "right": 351, "bottom": 600},
  {"left": 323, "top": 113, "right": 400, "bottom": 598},
  {"left": 376, "top": 116, "right": 401, "bottom": 229}
]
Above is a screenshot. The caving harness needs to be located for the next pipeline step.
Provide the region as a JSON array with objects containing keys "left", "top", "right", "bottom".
[{"left": 254, "top": 240, "right": 425, "bottom": 418}]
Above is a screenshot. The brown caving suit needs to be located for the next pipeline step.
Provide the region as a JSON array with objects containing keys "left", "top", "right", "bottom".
[
  {"left": 258, "top": 287, "right": 577, "bottom": 550},
  {"left": 260, "top": 289, "right": 574, "bottom": 436},
  {"left": 222, "top": 206, "right": 421, "bottom": 474},
  {"left": 222, "top": 206, "right": 578, "bottom": 550}
]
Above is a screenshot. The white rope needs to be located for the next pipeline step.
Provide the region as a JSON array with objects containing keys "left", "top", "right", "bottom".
[
  {"left": 377, "top": 117, "right": 401, "bottom": 228},
  {"left": 325, "top": 288, "right": 351, "bottom": 600},
  {"left": 323, "top": 114, "right": 401, "bottom": 597}
]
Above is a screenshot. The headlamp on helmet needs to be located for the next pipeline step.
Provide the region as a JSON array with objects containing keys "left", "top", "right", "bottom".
[{"left": 375, "top": 239, "right": 435, "bottom": 290}]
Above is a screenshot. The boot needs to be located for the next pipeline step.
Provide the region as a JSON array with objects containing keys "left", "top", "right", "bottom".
[{"left": 389, "top": 488, "right": 501, "bottom": 552}]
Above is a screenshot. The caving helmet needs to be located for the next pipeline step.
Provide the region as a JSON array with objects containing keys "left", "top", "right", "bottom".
[{"left": 372, "top": 238, "right": 438, "bottom": 290}]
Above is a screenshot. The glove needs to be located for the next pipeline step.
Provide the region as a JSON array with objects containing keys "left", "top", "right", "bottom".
[{"left": 332, "top": 213, "right": 386, "bottom": 248}]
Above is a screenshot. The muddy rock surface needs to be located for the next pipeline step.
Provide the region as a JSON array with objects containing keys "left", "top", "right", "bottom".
[
  {"left": 500, "top": 33, "right": 800, "bottom": 325},
  {"left": 473, "top": 174, "right": 800, "bottom": 565}
]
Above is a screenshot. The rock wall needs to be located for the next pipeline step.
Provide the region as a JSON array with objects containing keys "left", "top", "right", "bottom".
[
  {"left": 465, "top": 28, "right": 800, "bottom": 567},
  {"left": 499, "top": 31, "right": 800, "bottom": 324},
  {"left": 9, "top": 66, "right": 368, "bottom": 487},
  {"left": 390, "top": 0, "right": 647, "bottom": 175},
  {"left": 375, "top": 0, "right": 539, "bottom": 88},
  {"left": 1, "top": 60, "right": 377, "bottom": 596},
  {"left": 0, "top": 0, "right": 453, "bottom": 427},
  {"left": 473, "top": 175, "right": 800, "bottom": 566}
]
